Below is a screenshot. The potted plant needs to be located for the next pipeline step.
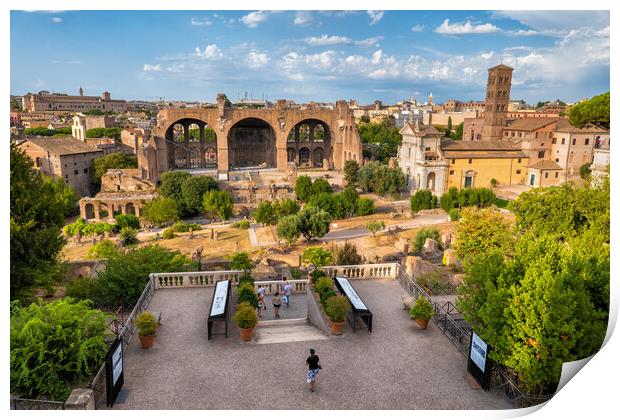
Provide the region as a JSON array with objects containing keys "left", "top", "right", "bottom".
[
  {"left": 410, "top": 297, "right": 435, "bottom": 329},
  {"left": 135, "top": 311, "right": 158, "bottom": 349},
  {"left": 324, "top": 295, "right": 351, "bottom": 335},
  {"left": 233, "top": 302, "right": 258, "bottom": 342}
]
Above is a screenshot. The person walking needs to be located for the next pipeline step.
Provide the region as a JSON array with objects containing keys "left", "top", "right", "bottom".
[
  {"left": 283, "top": 281, "right": 293, "bottom": 307},
  {"left": 257, "top": 285, "right": 266, "bottom": 317},
  {"left": 272, "top": 292, "right": 282, "bottom": 319},
  {"left": 306, "top": 348, "right": 321, "bottom": 392}
]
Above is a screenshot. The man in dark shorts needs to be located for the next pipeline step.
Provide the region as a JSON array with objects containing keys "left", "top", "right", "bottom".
[{"left": 306, "top": 348, "right": 320, "bottom": 392}]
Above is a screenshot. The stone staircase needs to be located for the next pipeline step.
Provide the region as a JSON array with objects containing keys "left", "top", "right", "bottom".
[{"left": 253, "top": 318, "right": 328, "bottom": 345}]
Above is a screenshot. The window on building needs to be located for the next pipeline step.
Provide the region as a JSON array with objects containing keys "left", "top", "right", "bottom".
[
  {"left": 468, "top": 159, "right": 472, "bottom": 164},
  {"left": 535, "top": 132, "right": 539, "bottom": 139},
  {"left": 35, "top": 157, "right": 41, "bottom": 167},
  {"left": 555, "top": 172, "right": 559, "bottom": 178},
  {"left": 555, "top": 158, "right": 559, "bottom": 163},
  {"left": 538, "top": 151, "right": 545, "bottom": 159},
  {"left": 545, "top": 172, "right": 549, "bottom": 179},
  {"left": 572, "top": 138, "right": 576, "bottom": 145},
  {"left": 451, "top": 159, "right": 456, "bottom": 164},
  {"left": 562, "top": 138, "right": 565, "bottom": 145},
  {"left": 552, "top": 138, "right": 557, "bottom": 144},
  {"left": 449, "top": 170, "right": 455, "bottom": 175},
  {"left": 585, "top": 138, "right": 590, "bottom": 145},
  {"left": 425, "top": 147, "right": 431, "bottom": 152},
  {"left": 518, "top": 158, "right": 522, "bottom": 163},
  {"left": 540, "top": 143, "right": 544, "bottom": 147},
  {"left": 84, "top": 168, "right": 88, "bottom": 173}
]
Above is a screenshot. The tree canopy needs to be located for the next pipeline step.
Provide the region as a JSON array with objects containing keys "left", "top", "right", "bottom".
[
  {"left": 568, "top": 92, "right": 610, "bottom": 129},
  {"left": 141, "top": 197, "right": 180, "bottom": 226},
  {"left": 357, "top": 122, "right": 402, "bottom": 163},
  {"left": 85, "top": 127, "right": 122, "bottom": 141},
  {"left": 90, "top": 152, "right": 138, "bottom": 192},
  {"left": 358, "top": 161, "right": 405, "bottom": 196}
]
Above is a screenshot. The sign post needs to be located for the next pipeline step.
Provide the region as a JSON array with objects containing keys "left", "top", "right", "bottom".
[
  {"left": 208, "top": 280, "right": 231, "bottom": 339},
  {"left": 105, "top": 337, "right": 124, "bottom": 407},
  {"left": 467, "top": 331, "right": 492, "bottom": 390},
  {"left": 334, "top": 277, "right": 373, "bottom": 333}
]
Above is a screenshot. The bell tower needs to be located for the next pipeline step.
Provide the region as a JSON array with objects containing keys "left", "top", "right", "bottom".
[{"left": 481, "top": 64, "right": 512, "bottom": 141}]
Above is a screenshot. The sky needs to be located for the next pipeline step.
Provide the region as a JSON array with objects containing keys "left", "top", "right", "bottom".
[{"left": 10, "top": 10, "right": 610, "bottom": 105}]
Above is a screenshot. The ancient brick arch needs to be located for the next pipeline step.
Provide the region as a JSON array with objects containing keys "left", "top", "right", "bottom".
[
  {"left": 227, "top": 117, "right": 277, "bottom": 169},
  {"left": 164, "top": 117, "right": 217, "bottom": 170},
  {"left": 152, "top": 95, "right": 363, "bottom": 177},
  {"left": 286, "top": 118, "right": 333, "bottom": 169}
]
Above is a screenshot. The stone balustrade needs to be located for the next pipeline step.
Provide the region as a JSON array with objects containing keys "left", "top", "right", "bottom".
[
  {"left": 321, "top": 263, "right": 400, "bottom": 280},
  {"left": 254, "top": 279, "right": 309, "bottom": 295},
  {"left": 152, "top": 270, "right": 245, "bottom": 289}
]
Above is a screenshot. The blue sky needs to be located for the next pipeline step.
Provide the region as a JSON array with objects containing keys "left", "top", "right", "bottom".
[{"left": 10, "top": 10, "right": 610, "bottom": 104}]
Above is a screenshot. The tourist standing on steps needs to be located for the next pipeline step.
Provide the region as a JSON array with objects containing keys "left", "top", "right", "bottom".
[
  {"left": 272, "top": 292, "right": 282, "bottom": 319},
  {"left": 283, "top": 281, "right": 293, "bottom": 307},
  {"left": 257, "top": 285, "right": 266, "bottom": 317},
  {"left": 306, "top": 348, "right": 321, "bottom": 392}
]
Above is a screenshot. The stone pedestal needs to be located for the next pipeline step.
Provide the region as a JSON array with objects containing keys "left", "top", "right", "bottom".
[{"left": 65, "top": 388, "right": 95, "bottom": 410}]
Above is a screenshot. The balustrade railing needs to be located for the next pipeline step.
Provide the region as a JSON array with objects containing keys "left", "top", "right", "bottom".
[
  {"left": 254, "top": 279, "right": 309, "bottom": 295},
  {"left": 322, "top": 263, "right": 399, "bottom": 280},
  {"left": 10, "top": 398, "right": 65, "bottom": 410},
  {"left": 152, "top": 270, "right": 245, "bottom": 289}
]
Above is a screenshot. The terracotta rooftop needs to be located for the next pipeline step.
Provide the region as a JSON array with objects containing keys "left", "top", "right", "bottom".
[
  {"left": 401, "top": 122, "right": 443, "bottom": 136},
  {"left": 554, "top": 119, "right": 609, "bottom": 134},
  {"left": 528, "top": 160, "right": 563, "bottom": 171},
  {"left": 441, "top": 140, "right": 522, "bottom": 151},
  {"left": 23, "top": 136, "right": 102, "bottom": 156},
  {"left": 442, "top": 150, "right": 528, "bottom": 159},
  {"left": 506, "top": 117, "right": 559, "bottom": 131},
  {"left": 489, "top": 64, "right": 513, "bottom": 71}
]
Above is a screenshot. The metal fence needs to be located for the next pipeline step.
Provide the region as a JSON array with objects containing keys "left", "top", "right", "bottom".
[
  {"left": 491, "top": 366, "right": 554, "bottom": 408},
  {"left": 10, "top": 398, "right": 65, "bottom": 410}
]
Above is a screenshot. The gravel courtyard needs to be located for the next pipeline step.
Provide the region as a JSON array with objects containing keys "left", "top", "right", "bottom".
[{"left": 114, "top": 279, "right": 513, "bottom": 410}]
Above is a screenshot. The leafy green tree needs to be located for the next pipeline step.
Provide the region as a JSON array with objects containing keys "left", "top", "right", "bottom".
[
  {"left": 10, "top": 298, "right": 109, "bottom": 400},
  {"left": 302, "top": 247, "right": 334, "bottom": 267},
  {"left": 568, "top": 92, "right": 610, "bottom": 129},
  {"left": 344, "top": 160, "right": 360, "bottom": 187},
  {"left": 579, "top": 163, "right": 592, "bottom": 180},
  {"left": 141, "top": 197, "right": 180, "bottom": 226},
  {"left": 276, "top": 215, "right": 301, "bottom": 246},
  {"left": 410, "top": 190, "right": 438, "bottom": 213},
  {"left": 11, "top": 145, "right": 68, "bottom": 300},
  {"left": 357, "top": 122, "right": 402, "bottom": 163},
  {"left": 181, "top": 175, "right": 218, "bottom": 216},
  {"left": 114, "top": 213, "right": 140, "bottom": 230},
  {"left": 440, "top": 187, "right": 459, "bottom": 212},
  {"left": 275, "top": 198, "right": 300, "bottom": 217},
  {"left": 308, "top": 192, "right": 337, "bottom": 217},
  {"left": 90, "top": 152, "right": 138, "bottom": 192},
  {"left": 253, "top": 201, "right": 277, "bottom": 225},
  {"left": 67, "top": 245, "right": 194, "bottom": 306},
  {"left": 355, "top": 197, "right": 375, "bottom": 216},
  {"left": 24, "top": 127, "right": 72, "bottom": 137},
  {"left": 366, "top": 220, "right": 385, "bottom": 237},
  {"left": 119, "top": 227, "right": 138, "bottom": 246},
  {"left": 311, "top": 178, "right": 332, "bottom": 196},
  {"left": 295, "top": 175, "right": 314, "bottom": 202},
  {"left": 203, "top": 190, "right": 234, "bottom": 220},
  {"left": 298, "top": 207, "right": 331, "bottom": 241},
  {"left": 47, "top": 176, "right": 78, "bottom": 217},
  {"left": 454, "top": 207, "right": 514, "bottom": 267},
  {"left": 358, "top": 161, "right": 405, "bottom": 196},
  {"left": 229, "top": 252, "right": 254, "bottom": 271},
  {"left": 333, "top": 242, "right": 363, "bottom": 265},
  {"left": 447, "top": 116, "right": 453, "bottom": 132},
  {"left": 87, "top": 239, "right": 119, "bottom": 259},
  {"left": 159, "top": 171, "right": 192, "bottom": 216},
  {"left": 85, "top": 127, "right": 122, "bottom": 141},
  {"left": 451, "top": 122, "right": 464, "bottom": 140}
]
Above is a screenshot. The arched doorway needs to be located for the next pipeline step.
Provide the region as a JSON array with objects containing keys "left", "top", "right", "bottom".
[
  {"left": 406, "top": 168, "right": 411, "bottom": 188},
  {"left": 84, "top": 203, "right": 95, "bottom": 220},
  {"left": 286, "top": 119, "right": 332, "bottom": 168},
  {"left": 427, "top": 172, "right": 436, "bottom": 191},
  {"left": 299, "top": 148, "right": 311, "bottom": 165},
  {"left": 126, "top": 202, "right": 136, "bottom": 215},
  {"left": 312, "top": 148, "right": 324, "bottom": 167},
  {"left": 287, "top": 147, "right": 297, "bottom": 163},
  {"left": 165, "top": 118, "right": 217, "bottom": 169},
  {"left": 99, "top": 203, "right": 109, "bottom": 219},
  {"left": 227, "top": 118, "right": 276, "bottom": 168}
]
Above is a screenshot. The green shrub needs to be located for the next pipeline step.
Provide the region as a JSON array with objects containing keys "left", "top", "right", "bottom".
[
  {"left": 310, "top": 270, "right": 327, "bottom": 283},
  {"left": 302, "top": 247, "right": 334, "bottom": 267},
  {"left": 315, "top": 276, "right": 334, "bottom": 297},
  {"left": 410, "top": 190, "right": 438, "bottom": 213},
  {"left": 325, "top": 295, "right": 351, "bottom": 322},
  {"left": 232, "top": 219, "right": 250, "bottom": 229},
  {"left": 410, "top": 297, "right": 435, "bottom": 320},
  {"left": 449, "top": 208, "right": 460, "bottom": 221},
  {"left": 320, "top": 289, "right": 337, "bottom": 308},
  {"left": 238, "top": 273, "right": 255, "bottom": 287},
  {"left": 119, "top": 227, "right": 138, "bottom": 246},
  {"left": 295, "top": 176, "right": 314, "bottom": 202},
  {"left": 312, "top": 178, "right": 332, "bottom": 196},
  {"left": 333, "top": 242, "right": 363, "bottom": 265},
  {"left": 232, "top": 302, "right": 258, "bottom": 329},
  {"left": 355, "top": 197, "right": 375, "bottom": 216},
  {"left": 291, "top": 268, "right": 304, "bottom": 279},
  {"left": 64, "top": 218, "right": 114, "bottom": 237},
  {"left": 114, "top": 214, "right": 140, "bottom": 230},
  {"left": 229, "top": 252, "right": 254, "bottom": 271},
  {"left": 172, "top": 221, "right": 201, "bottom": 232},
  {"left": 87, "top": 239, "right": 119, "bottom": 259},
  {"left": 162, "top": 227, "right": 175, "bottom": 239},
  {"left": 10, "top": 298, "right": 109, "bottom": 400},
  {"left": 203, "top": 189, "right": 234, "bottom": 220},
  {"left": 413, "top": 227, "right": 442, "bottom": 253},
  {"left": 358, "top": 161, "right": 406, "bottom": 195},
  {"left": 440, "top": 187, "right": 460, "bottom": 212},
  {"left": 490, "top": 178, "right": 498, "bottom": 187},
  {"left": 237, "top": 283, "right": 259, "bottom": 308},
  {"left": 366, "top": 220, "right": 385, "bottom": 236},
  {"left": 141, "top": 197, "right": 180, "bottom": 226},
  {"left": 134, "top": 311, "right": 158, "bottom": 337},
  {"left": 580, "top": 163, "right": 592, "bottom": 179}
]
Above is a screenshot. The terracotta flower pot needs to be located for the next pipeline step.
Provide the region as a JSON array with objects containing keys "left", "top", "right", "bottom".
[
  {"left": 139, "top": 335, "right": 156, "bottom": 349},
  {"left": 415, "top": 319, "right": 430, "bottom": 330},
  {"left": 239, "top": 327, "right": 255, "bottom": 342},
  {"left": 328, "top": 319, "right": 346, "bottom": 335}
]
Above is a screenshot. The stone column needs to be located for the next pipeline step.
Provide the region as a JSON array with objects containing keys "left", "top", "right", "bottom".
[
  {"left": 135, "top": 205, "right": 141, "bottom": 218},
  {"left": 121, "top": 203, "right": 127, "bottom": 215},
  {"left": 79, "top": 202, "right": 86, "bottom": 220},
  {"left": 276, "top": 131, "right": 288, "bottom": 171},
  {"left": 94, "top": 203, "right": 100, "bottom": 221},
  {"left": 199, "top": 123, "right": 206, "bottom": 167},
  {"left": 217, "top": 130, "right": 229, "bottom": 173}
]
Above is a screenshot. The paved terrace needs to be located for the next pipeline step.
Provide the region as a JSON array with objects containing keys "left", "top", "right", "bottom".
[{"left": 115, "top": 279, "right": 512, "bottom": 410}]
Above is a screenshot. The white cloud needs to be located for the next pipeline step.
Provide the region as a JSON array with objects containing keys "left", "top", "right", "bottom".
[
  {"left": 191, "top": 17, "right": 212, "bottom": 26},
  {"left": 294, "top": 11, "right": 315, "bottom": 26},
  {"left": 411, "top": 24, "right": 424, "bottom": 33},
  {"left": 480, "top": 51, "right": 494, "bottom": 60},
  {"left": 371, "top": 50, "right": 383, "bottom": 64},
  {"left": 246, "top": 51, "right": 270, "bottom": 68},
  {"left": 356, "top": 36, "right": 383, "bottom": 47},
  {"left": 491, "top": 10, "right": 609, "bottom": 32},
  {"left": 51, "top": 17, "right": 62, "bottom": 23},
  {"left": 143, "top": 64, "right": 161, "bottom": 72},
  {"left": 367, "top": 10, "right": 384, "bottom": 25},
  {"left": 306, "top": 35, "right": 351, "bottom": 46},
  {"left": 240, "top": 11, "right": 269, "bottom": 28},
  {"left": 435, "top": 19, "right": 500, "bottom": 35},
  {"left": 167, "top": 64, "right": 185, "bottom": 73},
  {"left": 195, "top": 44, "right": 223, "bottom": 60}
]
